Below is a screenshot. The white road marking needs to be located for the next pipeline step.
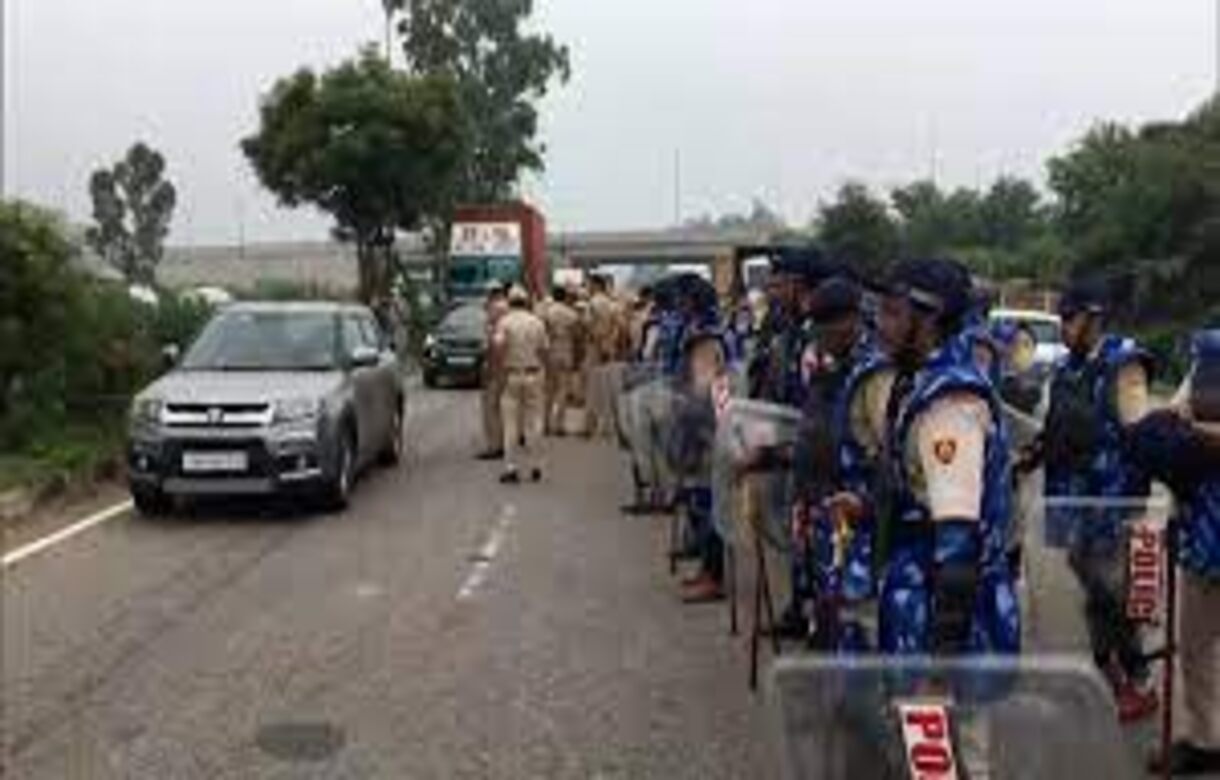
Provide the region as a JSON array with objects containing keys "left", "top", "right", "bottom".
[
  {"left": 456, "top": 503, "right": 513, "bottom": 601},
  {"left": 2, "top": 500, "right": 133, "bottom": 569}
]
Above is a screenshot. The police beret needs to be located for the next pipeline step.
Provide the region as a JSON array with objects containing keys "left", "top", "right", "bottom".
[
  {"left": 1057, "top": 279, "right": 1108, "bottom": 318},
  {"left": 809, "top": 276, "right": 862, "bottom": 323},
  {"left": 884, "top": 258, "right": 974, "bottom": 322}
]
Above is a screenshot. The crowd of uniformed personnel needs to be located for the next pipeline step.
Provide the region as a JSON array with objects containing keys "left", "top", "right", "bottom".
[{"left": 473, "top": 251, "right": 1220, "bottom": 776}]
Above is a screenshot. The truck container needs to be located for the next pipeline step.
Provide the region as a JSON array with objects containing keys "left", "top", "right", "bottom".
[{"left": 446, "top": 202, "right": 548, "bottom": 302}]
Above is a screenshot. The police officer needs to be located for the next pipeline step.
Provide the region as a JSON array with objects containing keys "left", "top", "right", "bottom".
[
  {"left": 795, "top": 276, "right": 894, "bottom": 651},
  {"left": 861, "top": 258, "right": 1019, "bottom": 655},
  {"left": 494, "top": 285, "right": 549, "bottom": 483},
  {"left": 1031, "top": 279, "right": 1158, "bottom": 721},
  {"left": 748, "top": 249, "right": 811, "bottom": 406},
  {"left": 477, "top": 285, "right": 510, "bottom": 460},
  {"left": 1128, "top": 330, "right": 1220, "bottom": 775},
  {"left": 584, "top": 274, "right": 621, "bottom": 438},
  {"left": 674, "top": 323, "right": 731, "bottom": 603},
  {"left": 542, "top": 286, "right": 582, "bottom": 436}
]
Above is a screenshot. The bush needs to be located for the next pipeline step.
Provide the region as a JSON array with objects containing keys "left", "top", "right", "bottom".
[
  {"left": 1138, "top": 325, "right": 1191, "bottom": 390},
  {"left": 246, "top": 278, "right": 347, "bottom": 301}
]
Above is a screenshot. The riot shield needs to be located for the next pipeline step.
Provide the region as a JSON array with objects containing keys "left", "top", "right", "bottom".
[
  {"left": 1023, "top": 494, "right": 1173, "bottom": 660},
  {"left": 771, "top": 655, "right": 1139, "bottom": 780},
  {"left": 710, "top": 398, "right": 805, "bottom": 551},
  {"left": 615, "top": 365, "right": 676, "bottom": 508}
]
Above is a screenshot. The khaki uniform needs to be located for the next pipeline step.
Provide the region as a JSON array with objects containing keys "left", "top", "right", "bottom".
[
  {"left": 542, "top": 301, "right": 582, "bottom": 434},
  {"left": 584, "top": 292, "right": 621, "bottom": 437},
  {"left": 494, "top": 307, "right": 549, "bottom": 474},
  {"left": 1178, "top": 572, "right": 1220, "bottom": 749},
  {"left": 481, "top": 298, "right": 510, "bottom": 452}
]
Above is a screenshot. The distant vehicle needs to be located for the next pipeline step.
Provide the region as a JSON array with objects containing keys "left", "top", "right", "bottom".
[
  {"left": 741, "top": 255, "right": 770, "bottom": 292},
  {"left": 127, "top": 301, "right": 405, "bottom": 514},
  {"left": 989, "top": 308, "right": 1067, "bottom": 367},
  {"left": 422, "top": 302, "right": 486, "bottom": 388},
  {"left": 183, "top": 286, "right": 235, "bottom": 307},
  {"left": 446, "top": 202, "right": 548, "bottom": 302},
  {"left": 128, "top": 284, "right": 160, "bottom": 307}
]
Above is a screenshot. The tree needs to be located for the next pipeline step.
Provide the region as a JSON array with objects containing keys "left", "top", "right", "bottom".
[
  {"left": 395, "top": 0, "right": 570, "bottom": 202},
  {"left": 683, "top": 198, "right": 788, "bottom": 233},
  {"left": 816, "top": 182, "right": 900, "bottom": 277},
  {"left": 242, "top": 48, "right": 469, "bottom": 304},
  {"left": 980, "top": 176, "right": 1043, "bottom": 250},
  {"left": 85, "top": 142, "right": 177, "bottom": 284}
]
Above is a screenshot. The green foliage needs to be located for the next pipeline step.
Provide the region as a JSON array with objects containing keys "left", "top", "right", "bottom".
[
  {"left": 396, "top": 0, "right": 571, "bottom": 202},
  {"left": 1046, "top": 99, "right": 1220, "bottom": 325},
  {"left": 152, "top": 293, "right": 216, "bottom": 350},
  {"left": 0, "top": 199, "right": 214, "bottom": 461},
  {"left": 242, "top": 48, "right": 469, "bottom": 304},
  {"left": 815, "top": 182, "right": 900, "bottom": 278},
  {"left": 245, "top": 278, "right": 348, "bottom": 302},
  {"left": 85, "top": 142, "right": 177, "bottom": 284}
]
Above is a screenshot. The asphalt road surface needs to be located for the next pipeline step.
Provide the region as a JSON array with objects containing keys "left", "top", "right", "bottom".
[
  {"left": 2, "top": 388, "right": 777, "bottom": 779},
  {"left": 3, "top": 385, "right": 1201, "bottom": 779}
]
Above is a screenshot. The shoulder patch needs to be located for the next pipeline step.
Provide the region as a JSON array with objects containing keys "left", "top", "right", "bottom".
[{"left": 933, "top": 438, "right": 958, "bottom": 466}]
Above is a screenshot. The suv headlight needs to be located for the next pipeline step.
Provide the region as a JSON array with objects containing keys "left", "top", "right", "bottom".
[
  {"left": 274, "top": 397, "right": 323, "bottom": 424},
  {"left": 131, "top": 397, "right": 163, "bottom": 425}
]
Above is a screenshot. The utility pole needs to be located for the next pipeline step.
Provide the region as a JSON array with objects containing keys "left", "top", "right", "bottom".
[
  {"left": 672, "top": 148, "right": 682, "bottom": 226},
  {"left": 382, "top": 0, "right": 396, "bottom": 65},
  {"left": 1, "top": 0, "right": 8, "bottom": 199}
]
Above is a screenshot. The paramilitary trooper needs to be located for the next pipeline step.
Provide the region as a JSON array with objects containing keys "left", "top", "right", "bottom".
[
  {"left": 1029, "top": 279, "right": 1158, "bottom": 722},
  {"left": 864, "top": 259, "right": 1020, "bottom": 655}
]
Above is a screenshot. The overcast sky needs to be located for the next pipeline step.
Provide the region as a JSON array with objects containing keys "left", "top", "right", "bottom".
[{"left": 6, "top": 0, "right": 1217, "bottom": 245}]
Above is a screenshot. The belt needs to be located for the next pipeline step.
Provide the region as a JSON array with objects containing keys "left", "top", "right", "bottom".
[{"left": 507, "top": 366, "right": 543, "bottom": 374}]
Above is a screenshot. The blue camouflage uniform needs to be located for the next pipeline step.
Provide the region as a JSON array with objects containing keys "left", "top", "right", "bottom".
[
  {"left": 818, "top": 340, "right": 889, "bottom": 651},
  {"left": 878, "top": 343, "right": 1021, "bottom": 654},
  {"left": 1044, "top": 333, "right": 1154, "bottom": 532}
]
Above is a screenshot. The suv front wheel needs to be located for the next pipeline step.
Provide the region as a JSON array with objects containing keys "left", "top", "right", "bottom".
[
  {"left": 321, "top": 427, "right": 355, "bottom": 511},
  {"left": 132, "top": 486, "right": 170, "bottom": 517}
]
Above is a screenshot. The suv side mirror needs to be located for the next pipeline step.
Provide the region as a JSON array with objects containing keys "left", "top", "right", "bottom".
[
  {"left": 162, "top": 343, "right": 181, "bottom": 370},
  {"left": 349, "top": 345, "right": 379, "bottom": 369}
]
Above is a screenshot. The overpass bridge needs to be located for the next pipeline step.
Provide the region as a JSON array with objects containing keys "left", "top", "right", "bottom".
[{"left": 160, "top": 227, "right": 785, "bottom": 293}]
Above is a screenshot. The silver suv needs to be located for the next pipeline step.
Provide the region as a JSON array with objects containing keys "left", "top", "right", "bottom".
[{"left": 127, "top": 301, "right": 405, "bottom": 514}]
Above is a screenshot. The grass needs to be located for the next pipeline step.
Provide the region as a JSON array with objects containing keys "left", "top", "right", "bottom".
[{"left": 0, "top": 421, "right": 125, "bottom": 495}]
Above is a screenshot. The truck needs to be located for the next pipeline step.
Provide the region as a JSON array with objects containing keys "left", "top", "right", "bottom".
[{"left": 445, "top": 202, "right": 548, "bottom": 302}]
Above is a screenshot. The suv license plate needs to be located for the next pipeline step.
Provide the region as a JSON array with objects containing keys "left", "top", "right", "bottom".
[{"left": 183, "top": 451, "right": 248, "bottom": 473}]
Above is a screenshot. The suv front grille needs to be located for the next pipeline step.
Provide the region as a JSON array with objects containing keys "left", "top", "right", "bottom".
[{"left": 164, "top": 403, "right": 273, "bottom": 428}]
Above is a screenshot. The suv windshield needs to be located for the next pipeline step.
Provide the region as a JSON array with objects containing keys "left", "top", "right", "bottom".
[
  {"left": 441, "top": 305, "right": 486, "bottom": 333},
  {"left": 181, "top": 310, "right": 340, "bottom": 371}
]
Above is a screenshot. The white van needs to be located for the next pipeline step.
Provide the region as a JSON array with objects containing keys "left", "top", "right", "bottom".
[{"left": 988, "top": 308, "right": 1067, "bottom": 368}]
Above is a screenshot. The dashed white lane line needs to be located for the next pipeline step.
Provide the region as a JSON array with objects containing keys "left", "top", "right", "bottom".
[
  {"left": 456, "top": 503, "right": 514, "bottom": 601},
  {"left": 2, "top": 500, "right": 134, "bottom": 569}
]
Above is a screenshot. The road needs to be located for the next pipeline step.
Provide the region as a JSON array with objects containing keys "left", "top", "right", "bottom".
[{"left": 1, "top": 388, "right": 777, "bottom": 779}]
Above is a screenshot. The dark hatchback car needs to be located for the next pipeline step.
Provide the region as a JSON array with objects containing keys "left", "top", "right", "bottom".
[{"left": 422, "top": 303, "right": 486, "bottom": 387}]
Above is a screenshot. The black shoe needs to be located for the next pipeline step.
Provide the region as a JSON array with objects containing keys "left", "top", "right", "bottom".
[
  {"left": 1148, "top": 741, "right": 1220, "bottom": 775},
  {"left": 499, "top": 470, "right": 520, "bottom": 484},
  {"left": 764, "top": 605, "right": 809, "bottom": 640},
  {"left": 530, "top": 468, "right": 542, "bottom": 482},
  {"left": 477, "top": 449, "right": 504, "bottom": 461},
  {"left": 620, "top": 502, "right": 653, "bottom": 515}
]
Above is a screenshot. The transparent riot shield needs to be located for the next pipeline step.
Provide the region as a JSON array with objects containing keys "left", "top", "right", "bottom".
[
  {"left": 771, "top": 655, "right": 1139, "bottom": 780},
  {"left": 709, "top": 397, "right": 805, "bottom": 687},
  {"left": 616, "top": 366, "right": 678, "bottom": 511},
  {"left": 1024, "top": 495, "right": 1173, "bottom": 655},
  {"left": 711, "top": 398, "right": 805, "bottom": 551}
]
